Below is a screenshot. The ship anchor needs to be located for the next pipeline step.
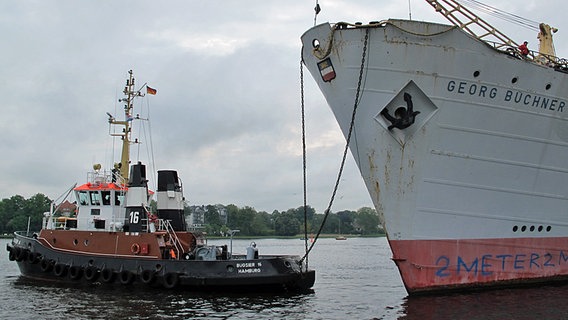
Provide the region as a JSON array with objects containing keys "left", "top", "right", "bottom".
[{"left": 381, "top": 92, "right": 420, "bottom": 130}]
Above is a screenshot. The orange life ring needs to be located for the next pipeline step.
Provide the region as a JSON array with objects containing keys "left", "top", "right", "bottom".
[{"left": 131, "top": 243, "right": 141, "bottom": 255}]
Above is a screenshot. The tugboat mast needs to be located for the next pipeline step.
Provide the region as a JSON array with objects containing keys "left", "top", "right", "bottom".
[{"left": 109, "top": 70, "right": 142, "bottom": 180}]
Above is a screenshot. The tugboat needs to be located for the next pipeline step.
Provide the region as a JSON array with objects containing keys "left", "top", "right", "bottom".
[{"left": 6, "top": 70, "right": 315, "bottom": 292}]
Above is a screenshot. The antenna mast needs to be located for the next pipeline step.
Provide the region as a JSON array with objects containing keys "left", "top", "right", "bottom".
[{"left": 109, "top": 70, "right": 142, "bottom": 180}]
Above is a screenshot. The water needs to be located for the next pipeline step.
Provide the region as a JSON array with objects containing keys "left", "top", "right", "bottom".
[{"left": 2, "top": 237, "right": 568, "bottom": 319}]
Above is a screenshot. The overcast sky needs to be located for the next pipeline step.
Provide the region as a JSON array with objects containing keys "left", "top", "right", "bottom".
[{"left": 1, "top": 0, "right": 564, "bottom": 213}]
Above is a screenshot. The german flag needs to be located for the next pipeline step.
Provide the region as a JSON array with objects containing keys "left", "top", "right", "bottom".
[{"left": 146, "top": 86, "right": 157, "bottom": 95}]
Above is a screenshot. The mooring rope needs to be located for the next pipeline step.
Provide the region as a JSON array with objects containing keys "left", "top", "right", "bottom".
[{"left": 299, "top": 28, "right": 370, "bottom": 264}]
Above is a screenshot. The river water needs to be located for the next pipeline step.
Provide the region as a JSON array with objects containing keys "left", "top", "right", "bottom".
[{"left": 2, "top": 237, "right": 568, "bottom": 319}]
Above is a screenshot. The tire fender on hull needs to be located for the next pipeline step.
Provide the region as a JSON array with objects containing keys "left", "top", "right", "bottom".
[
  {"left": 163, "top": 273, "right": 179, "bottom": 289},
  {"left": 54, "top": 264, "right": 68, "bottom": 277},
  {"left": 8, "top": 248, "right": 17, "bottom": 261},
  {"left": 119, "top": 270, "right": 135, "bottom": 285},
  {"left": 101, "top": 268, "right": 115, "bottom": 283},
  {"left": 15, "top": 248, "right": 27, "bottom": 262},
  {"left": 40, "top": 259, "right": 54, "bottom": 273},
  {"left": 140, "top": 269, "right": 156, "bottom": 285},
  {"left": 69, "top": 266, "right": 83, "bottom": 280},
  {"left": 27, "top": 252, "right": 41, "bottom": 264},
  {"left": 84, "top": 266, "right": 99, "bottom": 282}
]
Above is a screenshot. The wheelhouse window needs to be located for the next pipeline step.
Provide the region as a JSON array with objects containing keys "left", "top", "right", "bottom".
[
  {"left": 89, "top": 191, "right": 101, "bottom": 205},
  {"left": 78, "top": 191, "right": 89, "bottom": 205},
  {"left": 115, "top": 191, "right": 124, "bottom": 206},
  {"left": 102, "top": 191, "right": 111, "bottom": 205}
]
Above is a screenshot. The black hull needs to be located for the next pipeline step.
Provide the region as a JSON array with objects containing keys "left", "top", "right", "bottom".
[{"left": 7, "top": 233, "right": 315, "bottom": 293}]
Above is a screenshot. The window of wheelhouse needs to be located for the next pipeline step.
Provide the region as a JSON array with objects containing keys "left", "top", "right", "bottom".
[
  {"left": 115, "top": 191, "right": 124, "bottom": 206},
  {"left": 102, "top": 191, "right": 111, "bottom": 205},
  {"left": 89, "top": 191, "right": 101, "bottom": 205},
  {"left": 78, "top": 191, "right": 89, "bottom": 205}
]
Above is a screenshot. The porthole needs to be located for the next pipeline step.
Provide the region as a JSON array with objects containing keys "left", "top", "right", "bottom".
[
  {"left": 538, "top": 226, "right": 543, "bottom": 232},
  {"left": 512, "top": 77, "right": 518, "bottom": 84},
  {"left": 84, "top": 239, "right": 89, "bottom": 246},
  {"left": 521, "top": 225, "right": 526, "bottom": 232},
  {"left": 547, "top": 226, "right": 552, "bottom": 232},
  {"left": 73, "top": 239, "right": 78, "bottom": 246},
  {"left": 312, "top": 39, "right": 320, "bottom": 49},
  {"left": 530, "top": 226, "right": 535, "bottom": 232},
  {"left": 473, "top": 70, "right": 480, "bottom": 78},
  {"left": 512, "top": 225, "right": 518, "bottom": 232},
  {"left": 545, "top": 83, "right": 552, "bottom": 90}
]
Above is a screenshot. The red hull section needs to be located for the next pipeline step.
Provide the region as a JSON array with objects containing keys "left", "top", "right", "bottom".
[{"left": 389, "top": 237, "right": 568, "bottom": 294}]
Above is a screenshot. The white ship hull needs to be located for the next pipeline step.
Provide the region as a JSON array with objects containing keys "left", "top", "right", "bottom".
[{"left": 301, "top": 20, "right": 568, "bottom": 293}]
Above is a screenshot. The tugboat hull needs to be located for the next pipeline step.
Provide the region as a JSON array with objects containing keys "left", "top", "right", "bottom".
[
  {"left": 6, "top": 71, "right": 315, "bottom": 293},
  {"left": 8, "top": 232, "right": 315, "bottom": 292}
]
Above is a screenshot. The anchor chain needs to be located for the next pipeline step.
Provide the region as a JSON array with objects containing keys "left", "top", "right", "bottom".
[
  {"left": 300, "top": 57, "right": 309, "bottom": 271},
  {"left": 299, "top": 27, "right": 370, "bottom": 264}
]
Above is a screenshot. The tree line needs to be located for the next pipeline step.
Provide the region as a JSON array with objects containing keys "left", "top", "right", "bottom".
[
  {"left": 191, "top": 204, "right": 383, "bottom": 237},
  {"left": 0, "top": 193, "right": 384, "bottom": 237},
  {"left": 0, "top": 194, "right": 52, "bottom": 234}
]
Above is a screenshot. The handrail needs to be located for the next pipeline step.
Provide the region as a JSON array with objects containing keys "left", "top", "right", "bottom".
[
  {"left": 159, "top": 219, "right": 184, "bottom": 259},
  {"left": 425, "top": 0, "right": 568, "bottom": 71}
]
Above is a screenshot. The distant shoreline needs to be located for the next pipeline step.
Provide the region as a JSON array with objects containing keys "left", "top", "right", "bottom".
[
  {"left": 0, "top": 233, "right": 385, "bottom": 239},
  {"left": 208, "top": 234, "right": 385, "bottom": 239}
]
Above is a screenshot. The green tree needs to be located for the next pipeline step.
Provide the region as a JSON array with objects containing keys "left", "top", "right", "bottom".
[
  {"left": 293, "top": 205, "right": 315, "bottom": 223},
  {"left": 274, "top": 210, "right": 301, "bottom": 236},
  {"left": 204, "top": 205, "right": 222, "bottom": 235},
  {"left": 250, "top": 210, "right": 272, "bottom": 236},
  {"left": 24, "top": 193, "right": 52, "bottom": 231},
  {"left": 0, "top": 195, "right": 25, "bottom": 233},
  {"left": 0, "top": 194, "right": 51, "bottom": 233},
  {"left": 232, "top": 206, "right": 256, "bottom": 235},
  {"left": 149, "top": 199, "right": 157, "bottom": 214},
  {"left": 225, "top": 204, "right": 239, "bottom": 231},
  {"left": 354, "top": 207, "right": 382, "bottom": 235},
  {"left": 336, "top": 210, "right": 356, "bottom": 234}
]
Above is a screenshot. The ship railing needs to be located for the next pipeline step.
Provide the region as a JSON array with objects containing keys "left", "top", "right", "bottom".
[
  {"left": 45, "top": 216, "right": 78, "bottom": 230},
  {"left": 161, "top": 219, "right": 183, "bottom": 259},
  {"left": 86, "top": 170, "right": 112, "bottom": 185},
  {"left": 111, "top": 171, "right": 128, "bottom": 188},
  {"left": 187, "top": 223, "right": 205, "bottom": 231},
  {"left": 139, "top": 205, "right": 184, "bottom": 260},
  {"left": 142, "top": 206, "right": 156, "bottom": 233},
  {"left": 484, "top": 40, "right": 568, "bottom": 72},
  {"left": 84, "top": 169, "right": 128, "bottom": 188},
  {"left": 337, "top": 20, "right": 568, "bottom": 73},
  {"left": 146, "top": 217, "right": 184, "bottom": 259}
]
